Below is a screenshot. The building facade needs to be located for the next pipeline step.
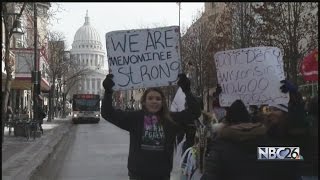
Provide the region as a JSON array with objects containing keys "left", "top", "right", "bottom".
[{"left": 2, "top": 2, "right": 51, "bottom": 118}]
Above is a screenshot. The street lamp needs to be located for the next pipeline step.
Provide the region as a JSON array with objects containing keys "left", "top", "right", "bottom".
[
  {"left": 12, "top": 17, "right": 24, "bottom": 39},
  {"left": 4, "top": 8, "right": 25, "bottom": 39}
]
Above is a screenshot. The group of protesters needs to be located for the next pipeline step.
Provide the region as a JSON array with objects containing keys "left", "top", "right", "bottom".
[
  {"left": 101, "top": 72, "right": 318, "bottom": 180},
  {"left": 196, "top": 80, "right": 318, "bottom": 180},
  {"left": 177, "top": 80, "right": 318, "bottom": 180}
]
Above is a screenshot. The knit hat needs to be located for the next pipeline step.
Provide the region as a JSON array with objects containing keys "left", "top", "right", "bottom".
[{"left": 269, "top": 104, "right": 288, "bottom": 112}]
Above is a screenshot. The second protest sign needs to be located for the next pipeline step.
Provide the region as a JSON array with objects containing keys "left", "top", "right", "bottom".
[
  {"left": 214, "top": 46, "right": 289, "bottom": 106},
  {"left": 106, "top": 26, "right": 181, "bottom": 91}
]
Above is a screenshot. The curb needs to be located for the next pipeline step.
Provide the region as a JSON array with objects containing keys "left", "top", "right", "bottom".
[{"left": 2, "top": 120, "right": 72, "bottom": 180}]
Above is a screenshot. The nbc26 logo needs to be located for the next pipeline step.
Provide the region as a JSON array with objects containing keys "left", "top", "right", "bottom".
[{"left": 257, "top": 147, "right": 303, "bottom": 160}]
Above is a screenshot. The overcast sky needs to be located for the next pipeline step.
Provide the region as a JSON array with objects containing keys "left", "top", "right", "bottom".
[{"left": 49, "top": 3, "right": 204, "bottom": 51}]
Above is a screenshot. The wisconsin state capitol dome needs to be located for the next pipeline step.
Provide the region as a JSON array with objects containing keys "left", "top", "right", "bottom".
[
  {"left": 71, "top": 10, "right": 104, "bottom": 52},
  {"left": 70, "top": 10, "right": 105, "bottom": 70},
  {"left": 70, "top": 10, "right": 107, "bottom": 96}
]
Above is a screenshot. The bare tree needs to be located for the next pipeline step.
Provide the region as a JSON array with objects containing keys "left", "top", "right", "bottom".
[
  {"left": 60, "top": 54, "right": 92, "bottom": 117},
  {"left": 2, "top": 2, "right": 27, "bottom": 143},
  {"left": 203, "top": 2, "right": 318, "bottom": 86},
  {"left": 181, "top": 10, "right": 219, "bottom": 110},
  {"left": 207, "top": 3, "right": 260, "bottom": 50},
  {"left": 45, "top": 31, "right": 93, "bottom": 120},
  {"left": 181, "top": 3, "right": 259, "bottom": 110},
  {"left": 45, "top": 31, "right": 65, "bottom": 121},
  {"left": 252, "top": 2, "right": 318, "bottom": 84}
]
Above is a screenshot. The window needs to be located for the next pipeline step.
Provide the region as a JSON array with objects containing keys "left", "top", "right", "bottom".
[{"left": 90, "top": 59, "right": 92, "bottom": 66}]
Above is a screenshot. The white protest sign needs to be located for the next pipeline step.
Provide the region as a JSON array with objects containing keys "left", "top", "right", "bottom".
[
  {"left": 214, "top": 47, "right": 289, "bottom": 106},
  {"left": 106, "top": 26, "right": 181, "bottom": 91},
  {"left": 170, "top": 87, "right": 186, "bottom": 112}
]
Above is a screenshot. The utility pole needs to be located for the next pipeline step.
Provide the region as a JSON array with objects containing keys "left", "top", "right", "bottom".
[{"left": 32, "top": 2, "right": 40, "bottom": 122}]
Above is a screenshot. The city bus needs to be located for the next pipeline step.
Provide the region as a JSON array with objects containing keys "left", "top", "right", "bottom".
[{"left": 72, "top": 94, "right": 101, "bottom": 124}]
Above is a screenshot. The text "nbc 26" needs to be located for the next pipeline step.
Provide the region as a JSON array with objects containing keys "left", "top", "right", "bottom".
[{"left": 257, "top": 147, "right": 303, "bottom": 160}]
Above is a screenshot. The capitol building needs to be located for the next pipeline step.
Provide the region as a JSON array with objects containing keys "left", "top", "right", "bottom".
[{"left": 70, "top": 11, "right": 107, "bottom": 97}]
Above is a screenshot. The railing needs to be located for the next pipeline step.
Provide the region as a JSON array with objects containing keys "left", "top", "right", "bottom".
[
  {"left": 5, "top": 114, "right": 42, "bottom": 140},
  {"left": 5, "top": 114, "right": 29, "bottom": 136}
]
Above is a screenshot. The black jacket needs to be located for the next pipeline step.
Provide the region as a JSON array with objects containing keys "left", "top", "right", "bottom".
[
  {"left": 101, "top": 90, "right": 201, "bottom": 177},
  {"left": 36, "top": 104, "right": 46, "bottom": 123},
  {"left": 201, "top": 122, "right": 302, "bottom": 180}
]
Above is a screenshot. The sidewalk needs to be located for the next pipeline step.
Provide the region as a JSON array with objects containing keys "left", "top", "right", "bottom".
[{"left": 2, "top": 116, "right": 72, "bottom": 180}]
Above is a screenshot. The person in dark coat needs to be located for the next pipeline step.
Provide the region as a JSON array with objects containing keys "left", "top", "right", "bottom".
[
  {"left": 176, "top": 96, "right": 202, "bottom": 155},
  {"left": 201, "top": 99, "right": 269, "bottom": 180},
  {"left": 36, "top": 95, "right": 46, "bottom": 134},
  {"left": 201, "top": 99, "right": 304, "bottom": 180},
  {"left": 101, "top": 73, "right": 201, "bottom": 180},
  {"left": 260, "top": 80, "right": 311, "bottom": 179}
]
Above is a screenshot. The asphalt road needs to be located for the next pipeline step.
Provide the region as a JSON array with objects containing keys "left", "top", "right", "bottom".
[{"left": 31, "top": 118, "right": 130, "bottom": 180}]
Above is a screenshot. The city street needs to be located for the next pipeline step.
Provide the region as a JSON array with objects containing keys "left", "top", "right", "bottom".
[{"left": 31, "top": 118, "right": 130, "bottom": 180}]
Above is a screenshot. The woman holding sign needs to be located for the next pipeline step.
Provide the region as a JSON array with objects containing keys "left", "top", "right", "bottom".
[{"left": 101, "top": 73, "right": 201, "bottom": 180}]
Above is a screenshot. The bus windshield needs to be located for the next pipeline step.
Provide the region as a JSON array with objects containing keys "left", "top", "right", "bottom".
[{"left": 72, "top": 95, "right": 100, "bottom": 111}]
